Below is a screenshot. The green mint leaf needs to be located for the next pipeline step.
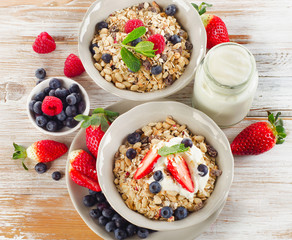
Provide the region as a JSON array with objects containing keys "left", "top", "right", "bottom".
[
  {"left": 74, "top": 115, "right": 90, "bottom": 122},
  {"left": 122, "top": 26, "right": 146, "bottom": 45},
  {"left": 92, "top": 108, "right": 105, "bottom": 114},
  {"left": 158, "top": 144, "right": 189, "bottom": 156},
  {"left": 134, "top": 41, "right": 154, "bottom": 53},
  {"left": 139, "top": 51, "right": 156, "bottom": 58},
  {"left": 120, "top": 47, "right": 141, "bottom": 72}
]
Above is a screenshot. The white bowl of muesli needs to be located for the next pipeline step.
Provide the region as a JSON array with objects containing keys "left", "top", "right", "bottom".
[
  {"left": 97, "top": 101, "right": 233, "bottom": 231},
  {"left": 79, "top": 0, "right": 206, "bottom": 101}
]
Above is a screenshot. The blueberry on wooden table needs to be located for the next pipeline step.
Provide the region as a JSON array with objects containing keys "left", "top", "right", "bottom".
[
  {"left": 35, "top": 68, "right": 46, "bottom": 79},
  {"left": 34, "top": 162, "right": 47, "bottom": 174},
  {"left": 52, "top": 171, "right": 61, "bottom": 181}
]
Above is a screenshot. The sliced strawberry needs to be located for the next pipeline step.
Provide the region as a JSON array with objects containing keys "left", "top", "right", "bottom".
[
  {"left": 69, "top": 168, "right": 101, "bottom": 192},
  {"left": 134, "top": 148, "right": 161, "bottom": 180},
  {"left": 167, "top": 155, "right": 194, "bottom": 193},
  {"left": 69, "top": 149, "right": 97, "bottom": 181}
]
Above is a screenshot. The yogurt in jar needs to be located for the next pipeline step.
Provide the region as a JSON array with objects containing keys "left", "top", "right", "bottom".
[{"left": 192, "top": 42, "right": 258, "bottom": 127}]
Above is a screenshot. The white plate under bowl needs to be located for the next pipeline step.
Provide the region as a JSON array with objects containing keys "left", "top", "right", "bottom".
[{"left": 66, "top": 100, "right": 228, "bottom": 239}]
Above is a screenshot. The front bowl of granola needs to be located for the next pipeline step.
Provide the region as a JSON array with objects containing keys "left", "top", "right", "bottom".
[
  {"left": 97, "top": 101, "right": 233, "bottom": 231},
  {"left": 79, "top": 0, "right": 206, "bottom": 101}
]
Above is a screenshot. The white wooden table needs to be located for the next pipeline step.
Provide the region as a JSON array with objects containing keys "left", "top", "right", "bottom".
[{"left": 0, "top": 0, "right": 292, "bottom": 239}]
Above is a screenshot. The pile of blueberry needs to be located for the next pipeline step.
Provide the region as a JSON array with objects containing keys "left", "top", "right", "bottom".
[
  {"left": 83, "top": 190, "right": 153, "bottom": 239},
  {"left": 29, "top": 77, "right": 86, "bottom": 132}
]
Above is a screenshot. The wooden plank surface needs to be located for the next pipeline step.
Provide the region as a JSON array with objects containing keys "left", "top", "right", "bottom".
[{"left": 0, "top": 0, "right": 292, "bottom": 239}]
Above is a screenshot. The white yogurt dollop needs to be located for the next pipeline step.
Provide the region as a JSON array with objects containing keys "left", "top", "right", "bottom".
[{"left": 146, "top": 137, "right": 209, "bottom": 200}]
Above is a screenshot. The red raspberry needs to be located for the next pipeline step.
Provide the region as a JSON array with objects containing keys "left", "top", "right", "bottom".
[
  {"left": 41, "top": 96, "right": 63, "bottom": 116},
  {"left": 32, "top": 32, "right": 56, "bottom": 54},
  {"left": 64, "top": 54, "right": 85, "bottom": 77},
  {"left": 124, "top": 19, "right": 144, "bottom": 33},
  {"left": 147, "top": 34, "right": 166, "bottom": 55}
]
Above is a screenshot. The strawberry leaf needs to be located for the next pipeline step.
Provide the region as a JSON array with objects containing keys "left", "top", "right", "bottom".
[
  {"left": 81, "top": 120, "right": 91, "bottom": 129},
  {"left": 22, "top": 160, "right": 28, "bottom": 171},
  {"left": 90, "top": 114, "right": 101, "bottom": 126},
  {"left": 268, "top": 112, "right": 275, "bottom": 124},
  {"left": 122, "top": 26, "right": 146, "bottom": 45},
  {"left": 74, "top": 114, "right": 90, "bottom": 122},
  {"left": 104, "top": 110, "right": 119, "bottom": 118},
  {"left": 192, "top": 2, "right": 212, "bottom": 15},
  {"left": 100, "top": 116, "right": 109, "bottom": 132},
  {"left": 158, "top": 144, "right": 189, "bottom": 156},
  {"left": 92, "top": 108, "right": 105, "bottom": 114},
  {"left": 12, "top": 143, "right": 27, "bottom": 159}
]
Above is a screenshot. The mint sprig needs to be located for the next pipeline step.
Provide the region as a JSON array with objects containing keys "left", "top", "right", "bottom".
[
  {"left": 119, "top": 26, "right": 156, "bottom": 72},
  {"left": 158, "top": 144, "right": 189, "bottom": 156}
]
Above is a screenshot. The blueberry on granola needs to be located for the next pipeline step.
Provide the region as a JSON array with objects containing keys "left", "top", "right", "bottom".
[
  {"left": 153, "top": 170, "right": 163, "bottom": 181},
  {"left": 197, "top": 164, "right": 208, "bottom": 177},
  {"left": 174, "top": 206, "right": 188, "bottom": 220},
  {"left": 126, "top": 148, "right": 137, "bottom": 160},
  {"left": 149, "top": 181, "right": 161, "bottom": 194},
  {"left": 131, "top": 37, "right": 142, "bottom": 46},
  {"left": 90, "top": 43, "right": 98, "bottom": 55},
  {"left": 96, "top": 21, "right": 108, "bottom": 31},
  {"left": 160, "top": 206, "right": 173, "bottom": 218},
  {"left": 165, "top": 4, "right": 177, "bottom": 16},
  {"left": 127, "top": 132, "right": 141, "bottom": 144},
  {"left": 181, "top": 138, "right": 193, "bottom": 148},
  {"left": 101, "top": 53, "right": 112, "bottom": 63},
  {"left": 170, "top": 34, "right": 181, "bottom": 44},
  {"left": 151, "top": 65, "right": 162, "bottom": 75}
]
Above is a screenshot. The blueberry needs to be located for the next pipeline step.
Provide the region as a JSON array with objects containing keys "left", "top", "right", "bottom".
[
  {"left": 128, "top": 68, "right": 135, "bottom": 73},
  {"left": 46, "top": 120, "right": 58, "bottom": 132},
  {"left": 149, "top": 181, "right": 161, "bottom": 194},
  {"left": 35, "top": 162, "right": 47, "bottom": 174},
  {"left": 29, "top": 100, "right": 36, "bottom": 111},
  {"left": 83, "top": 195, "right": 97, "bottom": 207},
  {"left": 126, "top": 148, "right": 136, "bottom": 160},
  {"left": 64, "top": 117, "right": 78, "bottom": 128},
  {"left": 174, "top": 206, "right": 188, "bottom": 220},
  {"left": 126, "top": 224, "right": 137, "bottom": 237},
  {"left": 44, "top": 87, "right": 51, "bottom": 95},
  {"left": 90, "top": 208, "right": 101, "bottom": 219},
  {"left": 197, "top": 164, "right": 208, "bottom": 177},
  {"left": 36, "top": 79, "right": 44, "bottom": 85},
  {"left": 153, "top": 170, "right": 163, "bottom": 181},
  {"left": 56, "top": 120, "right": 64, "bottom": 130},
  {"left": 68, "top": 83, "right": 80, "bottom": 93},
  {"left": 170, "top": 34, "right": 181, "bottom": 44},
  {"left": 102, "top": 208, "right": 115, "bottom": 219},
  {"left": 52, "top": 171, "right": 62, "bottom": 181},
  {"left": 96, "top": 192, "right": 106, "bottom": 202},
  {"left": 55, "top": 88, "right": 69, "bottom": 99},
  {"left": 34, "top": 91, "right": 45, "bottom": 101},
  {"left": 160, "top": 206, "right": 173, "bottom": 218},
  {"left": 137, "top": 228, "right": 149, "bottom": 239},
  {"left": 98, "top": 216, "right": 109, "bottom": 226},
  {"left": 35, "top": 115, "right": 48, "bottom": 128},
  {"left": 181, "top": 138, "right": 193, "bottom": 148},
  {"left": 49, "top": 89, "right": 55, "bottom": 96},
  {"left": 89, "top": 43, "right": 99, "bottom": 55},
  {"left": 150, "top": 65, "right": 162, "bottom": 75},
  {"left": 185, "top": 41, "right": 193, "bottom": 50},
  {"left": 105, "top": 221, "right": 116, "bottom": 232},
  {"left": 115, "top": 218, "right": 128, "bottom": 228},
  {"left": 97, "top": 202, "right": 109, "bottom": 211},
  {"left": 114, "top": 228, "right": 127, "bottom": 240},
  {"left": 72, "top": 92, "right": 82, "bottom": 103},
  {"left": 89, "top": 189, "right": 98, "bottom": 196},
  {"left": 56, "top": 110, "right": 66, "bottom": 121},
  {"left": 66, "top": 94, "right": 77, "bottom": 105},
  {"left": 165, "top": 4, "right": 177, "bottom": 16},
  {"left": 112, "top": 213, "right": 121, "bottom": 221},
  {"left": 49, "top": 78, "right": 62, "bottom": 89},
  {"left": 96, "top": 21, "right": 108, "bottom": 31},
  {"left": 127, "top": 132, "right": 141, "bottom": 144},
  {"left": 33, "top": 101, "right": 43, "bottom": 114},
  {"left": 131, "top": 37, "right": 142, "bottom": 46},
  {"left": 65, "top": 105, "right": 77, "bottom": 117},
  {"left": 77, "top": 101, "right": 86, "bottom": 114},
  {"left": 101, "top": 53, "right": 112, "bottom": 63},
  {"left": 35, "top": 68, "right": 46, "bottom": 79}
]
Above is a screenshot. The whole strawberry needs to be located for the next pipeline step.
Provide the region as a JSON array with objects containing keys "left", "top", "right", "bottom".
[
  {"left": 231, "top": 112, "right": 286, "bottom": 155},
  {"left": 192, "top": 2, "right": 229, "bottom": 49},
  {"left": 13, "top": 140, "right": 68, "bottom": 169},
  {"left": 32, "top": 32, "right": 56, "bottom": 54},
  {"left": 75, "top": 108, "right": 119, "bottom": 158}
]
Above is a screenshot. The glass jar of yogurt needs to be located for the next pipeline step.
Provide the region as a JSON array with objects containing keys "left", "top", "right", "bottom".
[{"left": 192, "top": 42, "right": 258, "bottom": 127}]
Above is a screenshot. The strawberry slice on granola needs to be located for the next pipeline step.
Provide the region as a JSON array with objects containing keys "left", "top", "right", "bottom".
[
  {"left": 167, "top": 155, "right": 194, "bottom": 193},
  {"left": 134, "top": 148, "right": 161, "bottom": 180}
]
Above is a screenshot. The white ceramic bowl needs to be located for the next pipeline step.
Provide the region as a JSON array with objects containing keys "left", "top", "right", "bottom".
[
  {"left": 97, "top": 101, "right": 234, "bottom": 231},
  {"left": 27, "top": 77, "right": 90, "bottom": 136},
  {"left": 78, "top": 0, "right": 206, "bottom": 101}
]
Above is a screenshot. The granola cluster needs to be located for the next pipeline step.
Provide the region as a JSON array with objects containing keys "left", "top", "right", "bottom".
[
  {"left": 113, "top": 116, "right": 222, "bottom": 221},
  {"left": 91, "top": 2, "right": 192, "bottom": 92}
]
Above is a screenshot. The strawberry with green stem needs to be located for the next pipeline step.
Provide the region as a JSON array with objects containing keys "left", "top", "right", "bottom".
[
  {"left": 192, "top": 2, "right": 229, "bottom": 49},
  {"left": 231, "top": 112, "right": 286, "bottom": 155},
  {"left": 74, "top": 108, "right": 119, "bottom": 159},
  {"left": 12, "top": 140, "right": 68, "bottom": 170}
]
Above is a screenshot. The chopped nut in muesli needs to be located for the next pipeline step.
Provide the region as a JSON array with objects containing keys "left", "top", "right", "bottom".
[
  {"left": 113, "top": 116, "right": 222, "bottom": 221},
  {"left": 90, "top": 2, "right": 192, "bottom": 93}
]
